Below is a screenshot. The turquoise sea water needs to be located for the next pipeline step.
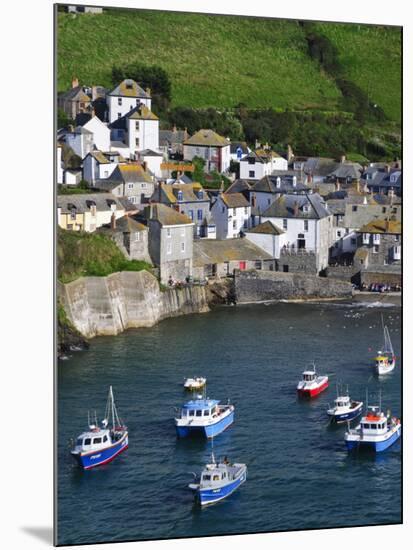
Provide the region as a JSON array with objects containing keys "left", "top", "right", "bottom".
[{"left": 57, "top": 301, "right": 401, "bottom": 545}]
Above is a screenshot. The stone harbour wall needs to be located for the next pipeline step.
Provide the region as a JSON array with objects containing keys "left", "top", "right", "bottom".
[
  {"left": 234, "top": 269, "right": 353, "bottom": 303},
  {"left": 58, "top": 270, "right": 209, "bottom": 338}
]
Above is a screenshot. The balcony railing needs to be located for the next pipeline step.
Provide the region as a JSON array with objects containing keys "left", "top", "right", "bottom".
[{"left": 281, "top": 246, "right": 317, "bottom": 256}]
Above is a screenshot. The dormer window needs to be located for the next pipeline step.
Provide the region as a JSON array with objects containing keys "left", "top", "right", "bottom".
[
  {"left": 197, "top": 191, "right": 203, "bottom": 199},
  {"left": 276, "top": 177, "right": 281, "bottom": 188},
  {"left": 303, "top": 205, "right": 309, "bottom": 213},
  {"left": 126, "top": 83, "right": 133, "bottom": 90},
  {"left": 177, "top": 190, "right": 183, "bottom": 201}
]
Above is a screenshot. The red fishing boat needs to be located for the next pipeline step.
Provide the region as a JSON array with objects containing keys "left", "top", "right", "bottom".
[{"left": 297, "top": 364, "right": 329, "bottom": 398}]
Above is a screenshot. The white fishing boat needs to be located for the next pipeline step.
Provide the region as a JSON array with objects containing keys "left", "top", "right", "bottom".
[
  {"left": 183, "top": 377, "right": 207, "bottom": 391},
  {"left": 327, "top": 385, "right": 363, "bottom": 423},
  {"left": 375, "top": 315, "right": 396, "bottom": 375}
]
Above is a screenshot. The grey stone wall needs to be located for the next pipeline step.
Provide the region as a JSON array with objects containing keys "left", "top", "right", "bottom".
[
  {"left": 234, "top": 269, "right": 353, "bottom": 303},
  {"left": 279, "top": 249, "right": 318, "bottom": 274},
  {"left": 58, "top": 270, "right": 209, "bottom": 338},
  {"left": 325, "top": 265, "right": 358, "bottom": 281}
]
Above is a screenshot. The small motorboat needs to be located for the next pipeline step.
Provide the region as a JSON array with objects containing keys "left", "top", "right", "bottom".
[
  {"left": 345, "top": 393, "right": 401, "bottom": 452},
  {"left": 184, "top": 377, "right": 207, "bottom": 391},
  {"left": 71, "top": 386, "right": 128, "bottom": 470},
  {"left": 297, "top": 363, "right": 329, "bottom": 398},
  {"left": 175, "top": 396, "right": 234, "bottom": 438},
  {"left": 375, "top": 315, "right": 396, "bottom": 375},
  {"left": 327, "top": 386, "right": 363, "bottom": 423},
  {"left": 189, "top": 450, "right": 247, "bottom": 506}
]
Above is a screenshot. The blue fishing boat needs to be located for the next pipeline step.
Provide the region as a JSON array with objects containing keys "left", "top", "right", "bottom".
[
  {"left": 345, "top": 394, "right": 401, "bottom": 452},
  {"left": 327, "top": 385, "right": 363, "bottom": 423},
  {"left": 189, "top": 449, "right": 247, "bottom": 506},
  {"left": 175, "top": 395, "right": 234, "bottom": 438},
  {"left": 71, "top": 386, "right": 128, "bottom": 470}
]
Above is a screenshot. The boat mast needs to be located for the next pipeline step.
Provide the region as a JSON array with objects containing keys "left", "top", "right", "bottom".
[{"left": 110, "top": 386, "right": 115, "bottom": 429}]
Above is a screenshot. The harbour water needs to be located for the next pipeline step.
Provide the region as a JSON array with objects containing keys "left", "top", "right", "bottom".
[{"left": 57, "top": 300, "right": 401, "bottom": 545}]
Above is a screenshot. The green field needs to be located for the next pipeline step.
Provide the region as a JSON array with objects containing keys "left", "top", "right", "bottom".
[{"left": 57, "top": 9, "right": 401, "bottom": 123}]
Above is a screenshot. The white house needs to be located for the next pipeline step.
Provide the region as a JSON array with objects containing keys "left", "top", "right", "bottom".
[
  {"left": 211, "top": 193, "right": 251, "bottom": 239},
  {"left": 136, "top": 149, "right": 164, "bottom": 178},
  {"left": 106, "top": 79, "right": 152, "bottom": 123},
  {"left": 83, "top": 151, "right": 126, "bottom": 184},
  {"left": 244, "top": 220, "right": 286, "bottom": 258},
  {"left": 65, "top": 126, "right": 94, "bottom": 159},
  {"left": 250, "top": 173, "right": 308, "bottom": 217},
  {"left": 83, "top": 115, "right": 111, "bottom": 152},
  {"left": 127, "top": 106, "right": 159, "bottom": 155},
  {"left": 240, "top": 150, "right": 288, "bottom": 180},
  {"left": 183, "top": 129, "right": 231, "bottom": 173},
  {"left": 261, "top": 192, "right": 333, "bottom": 272},
  {"left": 57, "top": 145, "right": 64, "bottom": 184}
]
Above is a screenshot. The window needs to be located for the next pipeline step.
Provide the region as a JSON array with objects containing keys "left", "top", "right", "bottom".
[
  {"left": 135, "top": 121, "right": 140, "bottom": 130},
  {"left": 103, "top": 435, "right": 108, "bottom": 442},
  {"left": 129, "top": 197, "right": 137, "bottom": 204},
  {"left": 188, "top": 210, "right": 194, "bottom": 220},
  {"left": 203, "top": 475, "right": 211, "bottom": 481},
  {"left": 197, "top": 209, "right": 203, "bottom": 221},
  {"left": 128, "top": 183, "right": 133, "bottom": 189},
  {"left": 249, "top": 170, "right": 255, "bottom": 178},
  {"left": 189, "top": 410, "right": 195, "bottom": 417},
  {"left": 117, "top": 112, "right": 122, "bottom": 119},
  {"left": 373, "top": 245, "right": 379, "bottom": 253},
  {"left": 351, "top": 238, "right": 356, "bottom": 245},
  {"left": 118, "top": 98, "right": 122, "bottom": 106},
  {"left": 204, "top": 410, "right": 210, "bottom": 416},
  {"left": 267, "top": 198, "right": 271, "bottom": 205},
  {"left": 304, "top": 220, "right": 309, "bottom": 232},
  {"left": 198, "top": 191, "right": 203, "bottom": 199},
  {"left": 196, "top": 410, "right": 202, "bottom": 417},
  {"left": 167, "top": 243, "right": 172, "bottom": 255},
  {"left": 67, "top": 224, "right": 73, "bottom": 230},
  {"left": 255, "top": 261, "right": 262, "bottom": 269},
  {"left": 373, "top": 234, "right": 381, "bottom": 244},
  {"left": 283, "top": 219, "right": 288, "bottom": 230},
  {"left": 337, "top": 230, "right": 342, "bottom": 238},
  {"left": 93, "top": 437, "right": 102, "bottom": 444},
  {"left": 181, "top": 241, "right": 185, "bottom": 253},
  {"left": 76, "top": 438, "right": 83, "bottom": 446},
  {"left": 141, "top": 183, "right": 147, "bottom": 188},
  {"left": 222, "top": 206, "right": 225, "bottom": 213},
  {"left": 70, "top": 209, "right": 76, "bottom": 220},
  {"left": 233, "top": 220, "right": 237, "bottom": 229},
  {"left": 84, "top": 438, "right": 91, "bottom": 446},
  {"left": 382, "top": 207, "right": 387, "bottom": 214},
  {"left": 135, "top": 138, "right": 140, "bottom": 147},
  {"left": 166, "top": 228, "right": 171, "bottom": 238},
  {"left": 248, "top": 158, "right": 255, "bottom": 165},
  {"left": 177, "top": 190, "right": 183, "bottom": 201},
  {"left": 135, "top": 232, "right": 140, "bottom": 241},
  {"left": 352, "top": 205, "right": 358, "bottom": 212}
]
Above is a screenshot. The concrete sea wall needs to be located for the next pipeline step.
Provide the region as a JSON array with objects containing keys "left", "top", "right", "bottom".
[
  {"left": 58, "top": 270, "right": 209, "bottom": 338},
  {"left": 234, "top": 270, "right": 353, "bottom": 303}
]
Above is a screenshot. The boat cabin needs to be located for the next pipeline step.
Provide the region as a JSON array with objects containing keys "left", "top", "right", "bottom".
[
  {"left": 302, "top": 370, "right": 316, "bottom": 382},
  {"left": 201, "top": 464, "right": 230, "bottom": 485},
  {"left": 360, "top": 407, "right": 387, "bottom": 434},
  {"left": 335, "top": 395, "right": 350, "bottom": 408},
  {"left": 179, "top": 399, "right": 220, "bottom": 420},
  {"left": 375, "top": 354, "right": 391, "bottom": 367},
  {"left": 74, "top": 428, "right": 111, "bottom": 453}
]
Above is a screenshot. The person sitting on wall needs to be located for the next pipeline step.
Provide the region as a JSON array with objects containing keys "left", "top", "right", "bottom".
[{"left": 168, "top": 275, "right": 174, "bottom": 287}]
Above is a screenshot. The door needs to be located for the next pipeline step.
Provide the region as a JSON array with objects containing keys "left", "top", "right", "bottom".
[{"left": 239, "top": 261, "right": 246, "bottom": 270}]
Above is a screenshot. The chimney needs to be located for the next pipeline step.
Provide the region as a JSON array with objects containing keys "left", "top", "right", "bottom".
[
  {"left": 385, "top": 219, "right": 390, "bottom": 232},
  {"left": 91, "top": 86, "right": 98, "bottom": 100},
  {"left": 385, "top": 164, "right": 390, "bottom": 173},
  {"left": 292, "top": 176, "right": 297, "bottom": 188},
  {"left": 111, "top": 212, "right": 116, "bottom": 230},
  {"left": 356, "top": 179, "right": 360, "bottom": 193},
  {"left": 293, "top": 201, "right": 299, "bottom": 216},
  {"left": 183, "top": 127, "right": 188, "bottom": 140},
  {"left": 146, "top": 87, "right": 151, "bottom": 96},
  {"left": 335, "top": 180, "right": 341, "bottom": 192},
  {"left": 72, "top": 76, "right": 79, "bottom": 88},
  {"left": 219, "top": 180, "right": 225, "bottom": 194},
  {"left": 340, "top": 155, "right": 346, "bottom": 163},
  {"left": 172, "top": 124, "right": 177, "bottom": 134},
  {"left": 389, "top": 187, "right": 394, "bottom": 205}
]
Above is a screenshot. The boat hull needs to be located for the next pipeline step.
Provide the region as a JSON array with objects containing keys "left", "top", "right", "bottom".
[
  {"left": 197, "top": 470, "right": 247, "bottom": 506},
  {"left": 376, "top": 360, "right": 396, "bottom": 375},
  {"left": 345, "top": 427, "right": 401, "bottom": 452},
  {"left": 176, "top": 411, "right": 234, "bottom": 439},
  {"left": 328, "top": 404, "right": 363, "bottom": 423},
  {"left": 71, "top": 433, "right": 128, "bottom": 469},
  {"left": 298, "top": 380, "right": 329, "bottom": 398}
]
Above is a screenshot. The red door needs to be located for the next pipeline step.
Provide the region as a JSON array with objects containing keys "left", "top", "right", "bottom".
[{"left": 239, "top": 261, "right": 246, "bottom": 270}]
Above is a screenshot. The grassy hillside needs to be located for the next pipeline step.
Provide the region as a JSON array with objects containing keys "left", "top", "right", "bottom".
[
  {"left": 57, "top": 9, "right": 401, "bottom": 122},
  {"left": 312, "top": 22, "right": 401, "bottom": 123},
  {"left": 57, "top": 229, "right": 152, "bottom": 283}
]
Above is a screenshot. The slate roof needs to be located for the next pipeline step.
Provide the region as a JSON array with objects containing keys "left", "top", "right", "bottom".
[
  {"left": 139, "top": 149, "right": 163, "bottom": 157},
  {"left": 220, "top": 193, "right": 250, "bottom": 209},
  {"left": 128, "top": 104, "right": 159, "bottom": 121},
  {"left": 303, "top": 157, "right": 339, "bottom": 177},
  {"left": 358, "top": 220, "right": 401, "bottom": 235},
  {"left": 57, "top": 193, "right": 124, "bottom": 214},
  {"left": 100, "top": 215, "right": 148, "bottom": 234},
  {"left": 362, "top": 169, "right": 402, "bottom": 191},
  {"left": 253, "top": 174, "right": 307, "bottom": 193},
  {"left": 109, "top": 164, "right": 153, "bottom": 184},
  {"left": 240, "top": 152, "right": 266, "bottom": 164},
  {"left": 193, "top": 238, "right": 272, "bottom": 267},
  {"left": 245, "top": 221, "right": 284, "bottom": 235},
  {"left": 183, "top": 129, "right": 229, "bottom": 147},
  {"left": 226, "top": 179, "right": 255, "bottom": 194},
  {"left": 59, "top": 86, "right": 90, "bottom": 102},
  {"left": 159, "top": 129, "right": 189, "bottom": 146},
  {"left": 146, "top": 203, "right": 193, "bottom": 226},
  {"left": 159, "top": 183, "right": 207, "bottom": 204},
  {"left": 327, "top": 162, "right": 363, "bottom": 180},
  {"left": 262, "top": 193, "right": 330, "bottom": 219},
  {"left": 108, "top": 79, "right": 150, "bottom": 98}
]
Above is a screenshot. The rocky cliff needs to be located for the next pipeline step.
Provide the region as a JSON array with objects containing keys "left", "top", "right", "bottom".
[
  {"left": 234, "top": 270, "right": 353, "bottom": 303},
  {"left": 58, "top": 270, "right": 210, "bottom": 338}
]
